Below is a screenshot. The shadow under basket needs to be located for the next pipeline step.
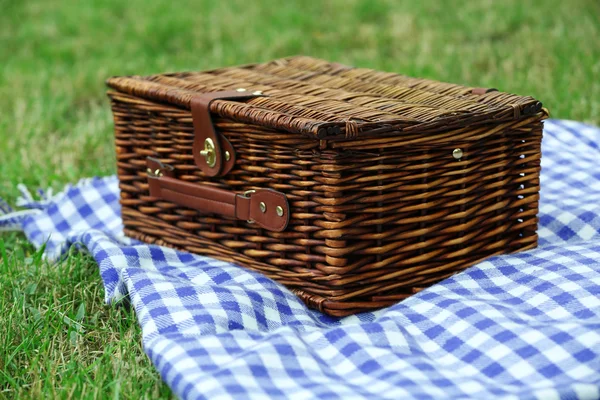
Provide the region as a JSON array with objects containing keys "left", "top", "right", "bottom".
[{"left": 107, "top": 56, "right": 546, "bottom": 316}]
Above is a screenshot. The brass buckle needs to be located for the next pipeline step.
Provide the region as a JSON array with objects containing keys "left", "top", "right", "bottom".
[{"left": 243, "top": 190, "right": 256, "bottom": 224}]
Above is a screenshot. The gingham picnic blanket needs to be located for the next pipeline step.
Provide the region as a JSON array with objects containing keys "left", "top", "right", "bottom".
[{"left": 2, "top": 119, "right": 600, "bottom": 400}]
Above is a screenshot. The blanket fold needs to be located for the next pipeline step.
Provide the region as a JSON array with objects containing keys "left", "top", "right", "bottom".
[{"left": 3, "top": 119, "right": 600, "bottom": 400}]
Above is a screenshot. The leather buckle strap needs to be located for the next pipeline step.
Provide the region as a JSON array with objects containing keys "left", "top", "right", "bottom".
[
  {"left": 191, "top": 90, "right": 265, "bottom": 177},
  {"left": 146, "top": 157, "right": 289, "bottom": 232}
]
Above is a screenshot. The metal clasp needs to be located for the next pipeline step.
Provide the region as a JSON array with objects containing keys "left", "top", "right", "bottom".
[
  {"left": 243, "top": 190, "right": 256, "bottom": 224},
  {"left": 199, "top": 138, "right": 217, "bottom": 167}
]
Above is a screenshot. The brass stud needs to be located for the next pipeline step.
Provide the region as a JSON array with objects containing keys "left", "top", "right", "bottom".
[
  {"left": 252, "top": 90, "right": 263, "bottom": 95},
  {"left": 148, "top": 168, "right": 163, "bottom": 177},
  {"left": 276, "top": 206, "right": 284, "bottom": 217},
  {"left": 259, "top": 202, "right": 266, "bottom": 213},
  {"left": 236, "top": 88, "right": 246, "bottom": 92},
  {"left": 452, "top": 148, "right": 464, "bottom": 160},
  {"left": 225, "top": 151, "right": 231, "bottom": 161}
]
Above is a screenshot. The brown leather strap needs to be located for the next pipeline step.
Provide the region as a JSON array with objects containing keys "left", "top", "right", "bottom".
[
  {"left": 146, "top": 157, "right": 289, "bottom": 232},
  {"left": 471, "top": 87, "right": 498, "bottom": 95},
  {"left": 191, "top": 90, "right": 264, "bottom": 177}
]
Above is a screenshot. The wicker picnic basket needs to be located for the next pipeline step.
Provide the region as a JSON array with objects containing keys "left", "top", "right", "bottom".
[{"left": 107, "top": 56, "right": 546, "bottom": 316}]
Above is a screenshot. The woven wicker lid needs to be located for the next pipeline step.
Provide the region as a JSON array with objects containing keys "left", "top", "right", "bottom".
[{"left": 107, "top": 56, "right": 543, "bottom": 139}]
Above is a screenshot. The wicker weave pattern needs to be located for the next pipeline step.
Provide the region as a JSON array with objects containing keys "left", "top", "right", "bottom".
[
  {"left": 108, "top": 56, "right": 542, "bottom": 138},
  {"left": 108, "top": 56, "right": 546, "bottom": 316}
]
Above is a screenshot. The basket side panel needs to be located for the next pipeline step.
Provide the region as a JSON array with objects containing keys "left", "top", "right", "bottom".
[
  {"left": 110, "top": 91, "right": 350, "bottom": 313},
  {"left": 313, "top": 117, "right": 543, "bottom": 311}
]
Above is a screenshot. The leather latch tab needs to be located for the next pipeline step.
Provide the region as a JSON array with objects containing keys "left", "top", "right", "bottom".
[{"left": 191, "top": 89, "right": 265, "bottom": 177}]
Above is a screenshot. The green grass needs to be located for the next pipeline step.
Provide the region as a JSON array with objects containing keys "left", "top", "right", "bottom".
[
  {"left": 0, "top": 234, "right": 173, "bottom": 399},
  {"left": 1, "top": 0, "right": 598, "bottom": 397}
]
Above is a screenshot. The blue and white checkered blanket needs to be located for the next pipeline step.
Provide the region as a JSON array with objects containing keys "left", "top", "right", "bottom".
[{"left": 2, "top": 119, "right": 600, "bottom": 399}]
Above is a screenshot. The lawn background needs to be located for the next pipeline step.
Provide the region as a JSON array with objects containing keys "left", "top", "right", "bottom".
[{"left": 1, "top": 0, "right": 598, "bottom": 398}]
